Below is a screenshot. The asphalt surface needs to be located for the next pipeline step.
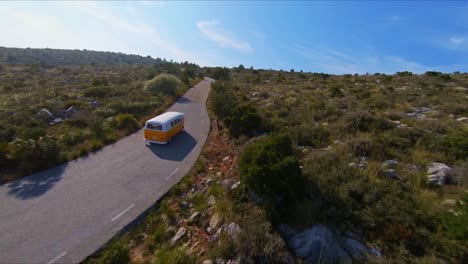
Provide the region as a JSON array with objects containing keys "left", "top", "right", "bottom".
[{"left": 0, "top": 78, "right": 212, "bottom": 263}]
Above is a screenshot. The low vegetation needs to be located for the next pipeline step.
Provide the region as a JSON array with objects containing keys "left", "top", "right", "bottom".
[{"left": 0, "top": 47, "right": 203, "bottom": 183}]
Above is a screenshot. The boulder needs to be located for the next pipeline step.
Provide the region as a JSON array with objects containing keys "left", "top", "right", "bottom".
[
  {"left": 286, "top": 224, "right": 376, "bottom": 264},
  {"left": 427, "top": 163, "right": 453, "bottom": 185},
  {"left": 203, "top": 260, "right": 213, "bottom": 264},
  {"left": 456, "top": 117, "right": 468, "bottom": 122},
  {"left": 170, "top": 227, "right": 186, "bottom": 245}
]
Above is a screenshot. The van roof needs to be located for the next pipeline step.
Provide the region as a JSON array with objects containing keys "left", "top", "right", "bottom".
[{"left": 146, "top": 111, "right": 184, "bottom": 124}]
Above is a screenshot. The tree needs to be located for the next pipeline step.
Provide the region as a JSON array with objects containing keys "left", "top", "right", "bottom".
[
  {"left": 212, "top": 67, "right": 230, "bottom": 81},
  {"left": 239, "top": 134, "right": 304, "bottom": 200},
  {"left": 144, "top": 74, "right": 181, "bottom": 96},
  {"left": 210, "top": 82, "right": 236, "bottom": 119}
]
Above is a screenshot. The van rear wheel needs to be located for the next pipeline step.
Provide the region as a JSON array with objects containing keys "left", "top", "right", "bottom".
[{"left": 168, "top": 137, "right": 172, "bottom": 143}]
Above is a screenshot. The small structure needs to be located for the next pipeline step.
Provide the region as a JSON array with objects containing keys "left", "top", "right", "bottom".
[
  {"left": 36, "top": 108, "right": 54, "bottom": 122},
  {"left": 66, "top": 106, "right": 80, "bottom": 118}
]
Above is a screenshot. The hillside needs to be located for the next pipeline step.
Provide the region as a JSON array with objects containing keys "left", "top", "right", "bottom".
[
  {"left": 0, "top": 47, "right": 203, "bottom": 183},
  {"left": 88, "top": 67, "right": 468, "bottom": 263}
]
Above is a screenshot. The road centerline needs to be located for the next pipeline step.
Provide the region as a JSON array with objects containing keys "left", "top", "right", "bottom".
[
  {"left": 111, "top": 204, "right": 135, "bottom": 222},
  {"left": 47, "top": 251, "right": 67, "bottom": 264},
  {"left": 165, "top": 168, "right": 179, "bottom": 181}
]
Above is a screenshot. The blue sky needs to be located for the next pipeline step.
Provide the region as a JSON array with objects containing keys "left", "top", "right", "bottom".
[{"left": 0, "top": 1, "right": 467, "bottom": 74}]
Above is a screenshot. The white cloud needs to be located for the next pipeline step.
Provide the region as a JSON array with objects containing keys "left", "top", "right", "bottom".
[
  {"left": 197, "top": 20, "right": 253, "bottom": 52},
  {"left": 295, "top": 44, "right": 448, "bottom": 74},
  {"left": 450, "top": 37, "right": 465, "bottom": 45}
]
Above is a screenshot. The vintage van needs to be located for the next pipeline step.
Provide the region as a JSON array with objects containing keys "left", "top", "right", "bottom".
[{"left": 144, "top": 111, "right": 184, "bottom": 144}]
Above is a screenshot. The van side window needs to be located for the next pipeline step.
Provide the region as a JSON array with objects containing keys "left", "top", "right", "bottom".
[
  {"left": 147, "top": 123, "right": 162, "bottom": 131},
  {"left": 170, "top": 121, "right": 174, "bottom": 127}
]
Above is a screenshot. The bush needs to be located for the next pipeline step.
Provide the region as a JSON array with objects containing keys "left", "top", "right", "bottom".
[
  {"left": 290, "top": 124, "right": 330, "bottom": 148},
  {"left": 443, "top": 132, "right": 468, "bottom": 159},
  {"left": 153, "top": 247, "right": 196, "bottom": 264},
  {"left": 91, "top": 240, "right": 129, "bottom": 264},
  {"left": 239, "top": 134, "right": 304, "bottom": 201},
  {"left": 115, "top": 114, "right": 139, "bottom": 134},
  {"left": 340, "top": 111, "right": 395, "bottom": 134},
  {"left": 225, "top": 103, "right": 262, "bottom": 138},
  {"left": 144, "top": 74, "right": 181, "bottom": 96},
  {"left": 235, "top": 207, "right": 290, "bottom": 263},
  {"left": 84, "top": 86, "right": 109, "bottom": 98},
  {"left": 9, "top": 135, "right": 61, "bottom": 175},
  {"left": 210, "top": 82, "right": 236, "bottom": 119},
  {"left": 0, "top": 142, "right": 9, "bottom": 167}
]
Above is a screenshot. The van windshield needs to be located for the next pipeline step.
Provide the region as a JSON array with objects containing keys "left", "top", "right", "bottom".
[{"left": 146, "top": 123, "right": 163, "bottom": 131}]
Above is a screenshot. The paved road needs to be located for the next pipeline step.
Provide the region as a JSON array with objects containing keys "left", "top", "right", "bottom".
[{"left": 0, "top": 78, "right": 212, "bottom": 263}]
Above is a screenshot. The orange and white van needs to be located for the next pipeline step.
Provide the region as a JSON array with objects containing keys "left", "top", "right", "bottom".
[{"left": 144, "top": 111, "right": 184, "bottom": 144}]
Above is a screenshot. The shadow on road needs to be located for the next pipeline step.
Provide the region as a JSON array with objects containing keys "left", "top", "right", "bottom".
[
  {"left": 176, "top": 96, "right": 192, "bottom": 104},
  {"left": 146, "top": 131, "right": 197, "bottom": 161},
  {"left": 7, "top": 164, "right": 67, "bottom": 200}
]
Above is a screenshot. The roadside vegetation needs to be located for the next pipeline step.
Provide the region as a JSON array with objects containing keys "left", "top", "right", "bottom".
[{"left": 0, "top": 47, "right": 203, "bottom": 183}]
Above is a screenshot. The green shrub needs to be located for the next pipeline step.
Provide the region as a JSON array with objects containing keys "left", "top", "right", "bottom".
[
  {"left": 235, "top": 207, "right": 289, "bottom": 263},
  {"left": 115, "top": 114, "right": 139, "bottom": 134},
  {"left": 144, "top": 74, "right": 181, "bottom": 96},
  {"left": 239, "top": 134, "right": 304, "bottom": 201},
  {"left": 440, "top": 193, "right": 468, "bottom": 242},
  {"left": 443, "top": 132, "right": 468, "bottom": 159},
  {"left": 225, "top": 103, "right": 262, "bottom": 138},
  {"left": 290, "top": 124, "right": 330, "bottom": 148},
  {"left": 348, "top": 136, "right": 389, "bottom": 160},
  {"left": 340, "top": 111, "right": 395, "bottom": 134},
  {"left": 329, "top": 84, "right": 344, "bottom": 97},
  {"left": 84, "top": 86, "right": 109, "bottom": 98},
  {"left": 210, "top": 82, "right": 236, "bottom": 119},
  {"left": 91, "top": 240, "right": 129, "bottom": 264},
  {"left": 153, "top": 247, "right": 196, "bottom": 264},
  {"left": 0, "top": 142, "right": 9, "bottom": 167},
  {"left": 9, "top": 135, "right": 61, "bottom": 175}
]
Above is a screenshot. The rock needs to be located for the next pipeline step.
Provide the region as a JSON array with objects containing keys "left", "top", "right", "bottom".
[
  {"left": 277, "top": 223, "right": 297, "bottom": 239},
  {"left": 216, "top": 172, "right": 223, "bottom": 177},
  {"left": 348, "top": 162, "right": 357, "bottom": 168},
  {"left": 226, "top": 222, "right": 241, "bottom": 237},
  {"left": 180, "top": 201, "right": 189, "bottom": 208},
  {"left": 206, "top": 227, "right": 214, "bottom": 234},
  {"left": 286, "top": 224, "right": 376, "bottom": 264},
  {"left": 382, "top": 160, "right": 399, "bottom": 168},
  {"left": 210, "top": 213, "right": 221, "bottom": 229},
  {"left": 90, "top": 100, "right": 101, "bottom": 108},
  {"left": 441, "top": 199, "right": 457, "bottom": 207},
  {"left": 456, "top": 117, "right": 468, "bottom": 122},
  {"left": 383, "top": 169, "right": 398, "bottom": 179},
  {"left": 231, "top": 181, "right": 241, "bottom": 190},
  {"left": 37, "top": 108, "right": 54, "bottom": 121},
  {"left": 170, "top": 227, "right": 186, "bottom": 245},
  {"left": 427, "top": 163, "right": 453, "bottom": 185},
  {"left": 287, "top": 225, "right": 351, "bottom": 263},
  {"left": 203, "top": 260, "right": 213, "bottom": 264},
  {"left": 358, "top": 163, "right": 367, "bottom": 170},
  {"left": 220, "top": 179, "right": 236, "bottom": 189},
  {"left": 222, "top": 156, "right": 230, "bottom": 163},
  {"left": 55, "top": 110, "right": 68, "bottom": 119},
  {"left": 208, "top": 195, "right": 216, "bottom": 206},
  {"left": 215, "top": 258, "right": 226, "bottom": 264},
  {"left": 188, "top": 212, "right": 200, "bottom": 224},
  {"left": 359, "top": 156, "right": 369, "bottom": 163},
  {"left": 251, "top": 92, "right": 260, "bottom": 97},
  {"left": 454, "top": 87, "right": 468, "bottom": 92}
]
